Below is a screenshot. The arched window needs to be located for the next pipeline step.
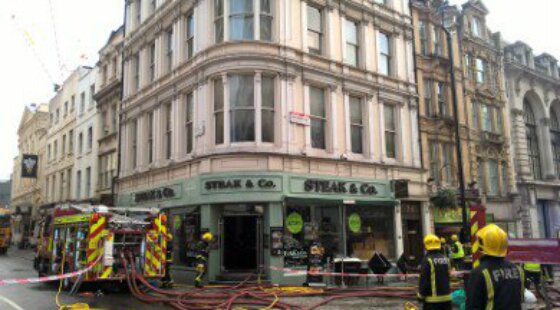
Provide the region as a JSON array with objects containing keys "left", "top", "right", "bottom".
[
  {"left": 550, "top": 107, "right": 560, "bottom": 177},
  {"left": 524, "top": 99, "right": 542, "bottom": 180}
]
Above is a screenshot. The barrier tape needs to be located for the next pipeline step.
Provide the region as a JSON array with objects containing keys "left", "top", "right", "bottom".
[
  {"left": 270, "top": 266, "right": 469, "bottom": 278},
  {"left": 0, "top": 254, "right": 102, "bottom": 286}
]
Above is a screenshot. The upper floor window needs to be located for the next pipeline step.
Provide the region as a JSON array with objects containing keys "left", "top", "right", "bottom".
[
  {"left": 349, "top": 96, "right": 363, "bottom": 154},
  {"left": 429, "top": 141, "right": 439, "bottom": 184},
  {"left": 148, "top": 111, "right": 154, "bottom": 163},
  {"left": 62, "top": 134, "right": 66, "bottom": 156},
  {"left": 524, "top": 100, "right": 542, "bottom": 180},
  {"left": 185, "top": 93, "right": 194, "bottom": 154},
  {"left": 487, "top": 159, "right": 499, "bottom": 196},
  {"left": 89, "top": 85, "right": 95, "bottom": 106},
  {"left": 87, "top": 126, "right": 93, "bottom": 151},
  {"left": 437, "top": 82, "right": 448, "bottom": 116},
  {"left": 186, "top": 13, "right": 194, "bottom": 59},
  {"left": 78, "top": 133, "right": 83, "bottom": 154},
  {"left": 214, "top": 79, "right": 225, "bottom": 144},
  {"left": 213, "top": 74, "right": 276, "bottom": 145},
  {"left": 112, "top": 57, "right": 118, "bottom": 77},
  {"left": 68, "top": 130, "right": 73, "bottom": 154},
  {"left": 71, "top": 95, "right": 75, "bottom": 111},
  {"left": 501, "top": 163, "right": 509, "bottom": 195},
  {"left": 165, "top": 103, "right": 172, "bottom": 159},
  {"left": 465, "top": 53, "right": 473, "bottom": 80},
  {"left": 149, "top": 42, "right": 156, "bottom": 82},
  {"left": 442, "top": 143, "right": 453, "bottom": 184},
  {"left": 471, "top": 17, "right": 482, "bottom": 37},
  {"left": 384, "top": 104, "right": 397, "bottom": 158},
  {"left": 419, "top": 21, "right": 428, "bottom": 56},
  {"left": 423, "top": 79, "right": 433, "bottom": 116},
  {"left": 214, "top": 0, "right": 273, "bottom": 43},
  {"left": 477, "top": 158, "right": 485, "bottom": 192},
  {"left": 64, "top": 101, "right": 69, "bottom": 117},
  {"left": 134, "top": 53, "right": 141, "bottom": 91},
  {"left": 476, "top": 58, "right": 486, "bottom": 84},
  {"left": 261, "top": 75, "right": 275, "bottom": 143},
  {"left": 166, "top": 28, "right": 174, "bottom": 73},
  {"left": 150, "top": 0, "right": 156, "bottom": 14},
  {"left": 111, "top": 104, "right": 118, "bottom": 133},
  {"left": 431, "top": 25, "right": 442, "bottom": 56},
  {"left": 310, "top": 86, "right": 326, "bottom": 149},
  {"left": 472, "top": 101, "right": 479, "bottom": 130},
  {"left": 136, "top": 0, "right": 142, "bottom": 25},
  {"left": 344, "top": 19, "right": 359, "bottom": 66},
  {"left": 131, "top": 120, "right": 138, "bottom": 168},
  {"left": 378, "top": 32, "right": 391, "bottom": 76},
  {"left": 307, "top": 6, "right": 323, "bottom": 55},
  {"left": 80, "top": 92, "right": 86, "bottom": 114},
  {"left": 215, "top": 0, "right": 225, "bottom": 42},
  {"left": 374, "top": 0, "right": 386, "bottom": 5},
  {"left": 550, "top": 108, "right": 560, "bottom": 177},
  {"left": 230, "top": 75, "right": 255, "bottom": 142}
]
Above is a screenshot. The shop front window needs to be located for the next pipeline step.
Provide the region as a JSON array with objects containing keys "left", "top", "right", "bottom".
[
  {"left": 345, "top": 205, "right": 395, "bottom": 260},
  {"left": 283, "top": 205, "right": 342, "bottom": 267},
  {"left": 172, "top": 208, "right": 201, "bottom": 267}
]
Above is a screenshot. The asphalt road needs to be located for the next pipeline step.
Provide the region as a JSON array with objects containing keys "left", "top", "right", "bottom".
[{"left": 0, "top": 248, "right": 163, "bottom": 310}]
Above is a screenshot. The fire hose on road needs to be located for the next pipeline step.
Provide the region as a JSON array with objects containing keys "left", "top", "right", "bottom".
[{"left": 121, "top": 253, "right": 420, "bottom": 310}]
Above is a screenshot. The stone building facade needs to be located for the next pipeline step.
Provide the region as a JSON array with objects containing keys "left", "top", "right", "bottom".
[
  {"left": 94, "top": 26, "right": 124, "bottom": 205},
  {"left": 44, "top": 67, "right": 91, "bottom": 205},
  {"left": 73, "top": 67, "right": 98, "bottom": 202},
  {"left": 504, "top": 41, "right": 560, "bottom": 238},
  {"left": 118, "top": 0, "right": 426, "bottom": 284},
  {"left": 411, "top": 0, "right": 518, "bottom": 238}
]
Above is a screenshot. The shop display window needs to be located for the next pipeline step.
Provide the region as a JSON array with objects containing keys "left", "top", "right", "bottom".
[
  {"left": 172, "top": 208, "right": 201, "bottom": 267},
  {"left": 283, "top": 205, "right": 342, "bottom": 267},
  {"left": 345, "top": 205, "right": 395, "bottom": 261}
]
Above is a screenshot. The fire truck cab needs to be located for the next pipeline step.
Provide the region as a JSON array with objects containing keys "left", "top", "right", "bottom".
[{"left": 34, "top": 204, "right": 168, "bottom": 284}]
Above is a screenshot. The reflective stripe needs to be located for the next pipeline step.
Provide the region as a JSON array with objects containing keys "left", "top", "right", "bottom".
[
  {"left": 428, "top": 258, "right": 437, "bottom": 298},
  {"left": 425, "top": 295, "right": 452, "bottom": 303},
  {"left": 523, "top": 263, "right": 541, "bottom": 273},
  {"left": 451, "top": 241, "right": 465, "bottom": 259},
  {"left": 482, "top": 269, "right": 494, "bottom": 310}
]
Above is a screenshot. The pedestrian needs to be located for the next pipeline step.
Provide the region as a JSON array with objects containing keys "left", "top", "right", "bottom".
[
  {"left": 160, "top": 228, "right": 174, "bottom": 288},
  {"left": 466, "top": 224, "right": 525, "bottom": 310},
  {"left": 417, "top": 234, "right": 452, "bottom": 310},
  {"left": 449, "top": 234, "right": 465, "bottom": 271},
  {"left": 523, "top": 262, "right": 541, "bottom": 291},
  {"left": 194, "top": 232, "right": 213, "bottom": 288}
]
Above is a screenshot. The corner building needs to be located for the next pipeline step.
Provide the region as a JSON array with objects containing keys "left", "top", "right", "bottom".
[{"left": 119, "top": 0, "right": 426, "bottom": 285}]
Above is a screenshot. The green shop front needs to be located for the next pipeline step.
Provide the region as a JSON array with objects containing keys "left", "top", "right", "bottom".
[{"left": 118, "top": 172, "right": 399, "bottom": 285}]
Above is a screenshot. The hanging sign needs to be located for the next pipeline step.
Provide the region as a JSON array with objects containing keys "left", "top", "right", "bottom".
[
  {"left": 21, "top": 154, "right": 39, "bottom": 178},
  {"left": 289, "top": 111, "right": 311, "bottom": 126},
  {"left": 348, "top": 213, "right": 362, "bottom": 234},
  {"left": 286, "top": 212, "right": 304, "bottom": 234}
]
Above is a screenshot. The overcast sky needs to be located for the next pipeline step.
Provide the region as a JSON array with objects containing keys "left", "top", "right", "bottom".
[{"left": 0, "top": 0, "right": 559, "bottom": 181}]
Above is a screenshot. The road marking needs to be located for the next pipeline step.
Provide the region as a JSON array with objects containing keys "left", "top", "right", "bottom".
[{"left": 0, "top": 294, "right": 25, "bottom": 310}]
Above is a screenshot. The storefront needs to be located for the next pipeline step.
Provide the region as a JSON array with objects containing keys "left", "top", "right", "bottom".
[{"left": 118, "top": 172, "right": 402, "bottom": 285}]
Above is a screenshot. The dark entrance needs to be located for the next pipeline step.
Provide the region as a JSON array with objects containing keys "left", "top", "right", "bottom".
[
  {"left": 223, "top": 216, "right": 258, "bottom": 271},
  {"left": 401, "top": 202, "right": 423, "bottom": 267}
]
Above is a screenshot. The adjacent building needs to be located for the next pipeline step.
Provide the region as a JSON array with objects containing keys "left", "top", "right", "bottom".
[
  {"left": 118, "top": 0, "right": 426, "bottom": 284},
  {"left": 504, "top": 41, "right": 560, "bottom": 238},
  {"left": 44, "top": 67, "right": 91, "bottom": 205},
  {"left": 73, "top": 67, "right": 98, "bottom": 202},
  {"left": 411, "top": 0, "right": 518, "bottom": 238},
  {"left": 94, "top": 26, "right": 124, "bottom": 205}
]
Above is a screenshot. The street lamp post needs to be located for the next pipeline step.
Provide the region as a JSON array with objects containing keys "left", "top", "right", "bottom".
[{"left": 438, "top": 2, "right": 470, "bottom": 244}]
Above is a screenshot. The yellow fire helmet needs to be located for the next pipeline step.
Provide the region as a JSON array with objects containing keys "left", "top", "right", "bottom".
[
  {"left": 424, "top": 234, "right": 441, "bottom": 251},
  {"left": 440, "top": 237, "right": 447, "bottom": 244},
  {"left": 202, "top": 232, "right": 214, "bottom": 242},
  {"left": 477, "top": 224, "right": 508, "bottom": 258},
  {"left": 451, "top": 234, "right": 459, "bottom": 242}
]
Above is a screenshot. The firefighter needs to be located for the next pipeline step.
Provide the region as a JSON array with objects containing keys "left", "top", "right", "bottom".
[
  {"left": 161, "top": 230, "right": 174, "bottom": 288},
  {"left": 523, "top": 262, "right": 541, "bottom": 290},
  {"left": 466, "top": 224, "right": 524, "bottom": 310},
  {"left": 194, "top": 232, "right": 213, "bottom": 288},
  {"left": 417, "top": 234, "right": 452, "bottom": 310},
  {"left": 449, "top": 234, "right": 465, "bottom": 271}
]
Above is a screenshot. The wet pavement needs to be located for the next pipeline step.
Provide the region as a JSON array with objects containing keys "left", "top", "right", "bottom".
[{"left": 0, "top": 247, "right": 160, "bottom": 310}]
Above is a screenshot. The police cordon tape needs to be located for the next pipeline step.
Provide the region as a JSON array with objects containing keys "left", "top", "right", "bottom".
[
  {"left": 270, "top": 266, "right": 469, "bottom": 278},
  {"left": 0, "top": 255, "right": 102, "bottom": 286}
]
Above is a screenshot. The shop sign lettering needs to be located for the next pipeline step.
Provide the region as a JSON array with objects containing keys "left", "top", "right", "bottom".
[
  {"left": 204, "top": 178, "right": 278, "bottom": 191},
  {"left": 304, "top": 179, "right": 378, "bottom": 195},
  {"left": 134, "top": 187, "right": 176, "bottom": 203}
]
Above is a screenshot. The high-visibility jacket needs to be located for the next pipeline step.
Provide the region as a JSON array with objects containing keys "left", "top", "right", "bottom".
[
  {"left": 417, "top": 251, "right": 451, "bottom": 303},
  {"left": 466, "top": 256, "right": 524, "bottom": 310},
  {"left": 523, "top": 262, "right": 541, "bottom": 274},
  {"left": 450, "top": 241, "right": 465, "bottom": 259}
]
